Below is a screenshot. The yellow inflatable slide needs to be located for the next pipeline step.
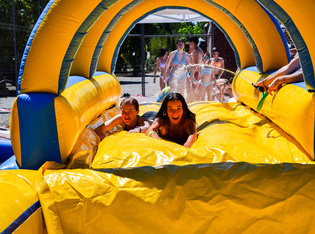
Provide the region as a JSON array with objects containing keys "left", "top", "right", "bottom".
[{"left": 1, "top": 0, "right": 315, "bottom": 233}]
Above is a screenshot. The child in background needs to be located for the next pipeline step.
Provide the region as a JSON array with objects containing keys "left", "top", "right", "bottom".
[
  {"left": 156, "top": 86, "right": 171, "bottom": 103},
  {"left": 153, "top": 47, "right": 169, "bottom": 90},
  {"left": 200, "top": 52, "right": 215, "bottom": 101}
]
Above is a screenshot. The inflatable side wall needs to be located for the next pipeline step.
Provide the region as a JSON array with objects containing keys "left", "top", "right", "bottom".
[
  {"left": 233, "top": 67, "right": 315, "bottom": 159},
  {"left": 10, "top": 72, "right": 121, "bottom": 169}
]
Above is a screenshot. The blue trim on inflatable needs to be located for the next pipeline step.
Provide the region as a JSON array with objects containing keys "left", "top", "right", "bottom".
[
  {"left": 94, "top": 71, "right": 109, "bottom": 77},
  {"left": 291, "top": 81, "right": 307, "bottom": 90},
  {"left": 17, "top": 0, "right": 54, "bottom": 93},
  {"left": 244, "top": 66, "right": 274, "bottom": 75},
  {"left": 17, "top": 93, "right": 60, "bottom": 169},
  {"left": 0, "top": 139, "right": 14, "bottom": 163},
  {"left": 58, "top": 1, "right": 119, "bottom": 94},
  {"left": 65, "top": 72, "right": 109, "bottom": 89},
  {"left": 0, "top": 155, "right": 19, "bottom": 170},
  {"left": 244, "top": 66, "right": 259, "bottom": 73},
  {"left": 90, "top": 0, "right": 143, "bottom": 77},
  {"left": 258, "top": 0, "right": 315, "bottom": 92},
  {"left": 1, "top": 201, "right": 41, "bottom": 234},
  {"left": 255, "top": 0, "right": 290, "bottom": 64},
  {"left": 65, "top": 76, "right": 87, "bottom": 89},
  {"left": 203, "top": 0, "right": 263, "bottom": 73},
  {"left": 110, "top": 6, "right": 241, "bottom": 73}
]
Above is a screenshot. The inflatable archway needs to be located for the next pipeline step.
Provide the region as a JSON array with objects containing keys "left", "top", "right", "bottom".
[
  {"left": 3, "top": 0, "right": 315, "bottom": 232},
  {"left": 12, "top": 0, "right": 315, "bottom": 169}
]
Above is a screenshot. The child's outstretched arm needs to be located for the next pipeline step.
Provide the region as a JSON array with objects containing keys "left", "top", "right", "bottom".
[
  {"left": 183, "top": 120, "right": 197, "bottom": 148},
  {"left": 145, "top": 118, "right": 162, "bottom": 140}
]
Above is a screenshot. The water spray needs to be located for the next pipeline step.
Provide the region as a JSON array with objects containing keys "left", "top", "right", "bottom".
[{"left": 182, "top": 64, "right": 269, "bottom": 111}]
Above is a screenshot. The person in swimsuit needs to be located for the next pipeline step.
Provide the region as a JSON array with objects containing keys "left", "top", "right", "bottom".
[
  {"left": 95, "top": 98, "right": 152, "bottom": 140},
  {"left": 146, "top": 92, "right": 197, "bottom": 148},
  {"left": 154, "top": 47, "right": 169, "bottom": 90},
  {"left": 200, "top": 52, "right": 215, "bottom": 101},
  {"left": 187, "top": 36, "right": 204, "bottom": 102},
  {"left": 210, "top": 47, "right": 225, "bottom": 80},
  {"left": 164, "top": 39, "right": 192, "bottom": 98}
]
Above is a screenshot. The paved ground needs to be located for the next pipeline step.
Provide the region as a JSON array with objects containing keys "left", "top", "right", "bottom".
[{"left": 0, "top": 72, "right": 160, "bottom": 139}]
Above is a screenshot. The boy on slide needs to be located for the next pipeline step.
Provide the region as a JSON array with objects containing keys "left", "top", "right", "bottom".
[{"left": 95, "top": 98, "right": 152, "bottom": 140}]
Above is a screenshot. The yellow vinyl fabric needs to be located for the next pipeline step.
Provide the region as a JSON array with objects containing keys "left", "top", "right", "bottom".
[
  {"left": 36, "top": 163, "right": 315, "bottom": 233},
  {"left": 34, "top": 101, "right": 315, "bottom": 233},
  {"left": 0, "top": 170, "right": 45, "bottom": 233},
  {"left": 10, "top": 98, "right": 21, "bottom": 165},
  {"left": 92, "top": 102, "right": 312, "bottom": 169},
  {"left": 233, "top": 69, "right": 315, "bottom": 160},
  {"left": 70, "top": 0, "right": 135, "bottom": 78},
  {"left": 6, "top": 0, "right": 315, "bottom": 231},
  {"left": 19, "top": 0, "right": 111, "bottom": 94},
  {"left": 10, "top": 72, "right": 121, "bottom": 169},
  {"left": 53, "top": 72, "right": 121, "bottom": 164}
]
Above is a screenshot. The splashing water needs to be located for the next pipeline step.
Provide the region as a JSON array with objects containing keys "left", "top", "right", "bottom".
[{"left": 167, "top": 64, "right": 239, "bottom": 103}]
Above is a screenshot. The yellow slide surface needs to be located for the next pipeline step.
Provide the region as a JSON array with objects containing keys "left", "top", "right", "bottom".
[{"left": 37, "top": 163, "right": 315, "bottom": 233}]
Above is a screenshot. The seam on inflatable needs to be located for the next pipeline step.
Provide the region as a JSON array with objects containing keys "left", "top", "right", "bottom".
[
  {"left": 90, "top": 0, "right": 144, "bottom": 77},
  {"left": 1, "top": 201, "right": 41, "bottom": 234},
  {"left": 58, "top": 0, "right": 120, "bottom": 94}
]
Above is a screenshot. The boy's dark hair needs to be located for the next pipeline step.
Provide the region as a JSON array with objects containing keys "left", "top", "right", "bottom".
[
  {"left": 199, "top": 41, "right": 207, "bottom": 53},
  {"left": 185, "top": 43, "right": 190, "bottom": 52},
  {"left": 155, "top": 93, "right": 196, "bottom": 122},
  {"left": 120, "top": 97, "right": 139, "bottom": 111},
  {"left": 188, "top": 36, "right": 199, "bottom": 46},
  {"left": 212, "top": 47, "right": 219, "bottom": 53}
]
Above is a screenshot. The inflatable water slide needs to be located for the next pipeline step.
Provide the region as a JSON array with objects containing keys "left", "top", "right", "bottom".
[{"left": 1, "top": 0, "right": 315, "bottom": 232}]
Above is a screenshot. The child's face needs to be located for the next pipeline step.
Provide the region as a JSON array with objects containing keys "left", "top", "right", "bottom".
[
  {"left": 167, "top": 100, "right": 183, "bottom": 125},
  {"left": 163, "top": 51, "right": 168, "bottom": 59},
  {"left": 212, "top": 51, "right": 219, "bottom": 59},
  {"left": 121, "top": 104, "right": 139, "bottom": 125},
  {"left": 177, "top": 41, "right": 185, "bottom": 50},
  {"left": 203, "top": 54, "right": 210, "bottom": 63}
]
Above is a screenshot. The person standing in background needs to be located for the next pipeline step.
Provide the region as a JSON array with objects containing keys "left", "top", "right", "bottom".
[
  {"left": 200, "top": 52, "right": 215, "bottom": 101},
  {"left": 210, "top": 47, "right": 225, "bottom": 80},
  {"left": 153, "top": 47, "right": 169, "bottom": 90},
  {"left": 187, "top": 36, "right": 204, "bottom": 102},
  {"left": 164, "top": 39, "right": 192, "bottom": 98}
]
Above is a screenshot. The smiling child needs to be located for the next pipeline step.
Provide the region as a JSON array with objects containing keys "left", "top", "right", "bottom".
[
  {"left": 146, "top": 93, "right": 197, "bottom": 148},
  {"left": 95, "top": 98, "right": 152, "bottom": 140}
]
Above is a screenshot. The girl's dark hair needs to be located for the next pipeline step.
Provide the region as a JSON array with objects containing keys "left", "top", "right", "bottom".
[
  {"left": 155, "top": 93, "right": 196, "bottom": 122},
  {"left": 159, "top": 47, "right": 168, "bottom": 57},
  {"left": 176, "top": 38, "right": 185, "bottom": 45},
  {"left": 120, "top": 97, "right": 139, "bottom": 111}
]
